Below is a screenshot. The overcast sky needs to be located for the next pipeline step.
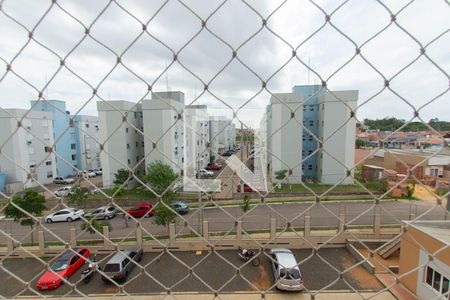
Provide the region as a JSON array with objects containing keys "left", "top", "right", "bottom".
[{"left": 0, "top": 0, "right": 448, "bottom": 128}]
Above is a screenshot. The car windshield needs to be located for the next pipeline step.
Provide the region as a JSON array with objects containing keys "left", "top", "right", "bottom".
[
  {"left": 280, "top": 268, "right": 301, "bottom": 280},
  {"left": 103, "top": 263, "right": 120, "bottom": 272},
  {"left": 51, "top": 259, "right": 68, "bottom": 272}
]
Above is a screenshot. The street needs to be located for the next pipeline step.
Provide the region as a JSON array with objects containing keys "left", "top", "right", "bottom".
[
  {"left": 0, "top": 248, "right": 383, "bottom": 297},
  {"left": 0, "top": 200, "right": 447, "bottom": 244}
]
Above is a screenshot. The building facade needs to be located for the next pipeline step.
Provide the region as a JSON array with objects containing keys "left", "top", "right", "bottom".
[
  {"left": 0, "top": 109, "right": 56, "bottom": 192},
  {"left": 263, "top": 85, "right": 358, "bottom": 184},
  {"left": 73, "top": 115, "right": 101, "bottom": 171},
  {"left": 399, "top": 221, "right": 450, "bottom": 299},
  {"left": 209, "top": 116, "right": 235, "bottom": 156},
  {"left": 30, "top": 100, "right": 78, "bottom": 178},
  {"left": 184, "top": 105, "right": 210, "bottom": 174},
  {"left": 97, "top": 101, "right": 144, "bottom": 188}
]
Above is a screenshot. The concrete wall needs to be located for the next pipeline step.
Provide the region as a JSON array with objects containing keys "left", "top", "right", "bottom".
[{"left": 74, "top": 115, "right": 101, "bottom": 170}]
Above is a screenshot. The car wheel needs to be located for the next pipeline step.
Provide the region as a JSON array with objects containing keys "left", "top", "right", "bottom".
[
  {"left": 46, "top": 218, "right": 53, "bottom": 223},
  {"left": 67, "top": 217, "right": 72, "bottom": 223},
  {"left": 104, "top": 215, "right": 109, "bottom": 220}
]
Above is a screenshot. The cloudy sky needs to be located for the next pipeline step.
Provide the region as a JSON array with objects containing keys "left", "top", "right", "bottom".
[{"left": 0, "top": 0, "right": 448, "bottom": 128}]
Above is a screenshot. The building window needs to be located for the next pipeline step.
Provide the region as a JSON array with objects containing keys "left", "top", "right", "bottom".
[
  {"left": 308, "top": 150, "right": 312, "bottom": 155},
  {"left": 71, "top": 154, "right": 77, "bottom": 160},
  {"left": 71, "top": 144, "right": 76, "bottom": 150},
  {"left": 309, "top": 105, "right": 314, "bottom": 111},
  {"left": 308, "top": 164, "right": 312, "bottom": 170},
  {"left": 29, "top": 161, "right": 36, "bottom": 168},
  {"left": 45, "top": 160, "right": 52, "bottom": 166},
  {"left": 85, "top": 123, "right": 89, "bottom": 128},
  {"left": 136, "top": 156, "right": 139, "bottom": 162},
  {"left": 303, "top": 105, "right": 306, "bottom": 111},
  {"left": 46, "top": 171, "right": 53, "bottom": 178},
  {"left": 70, "top": 132, "right": 76, "bottom": 139},
  {"left": 303, "top": 121, "right": 306, "bottom": 126},
  {"left": 44, "top": 146, "right": 50, "bottom": 152},
  {"left": 127, "top": 144, "right": 130, "bottom": 149},
  {"left": 127, "top": 159, "right": 131, "bottom": 165},
  {"left": 309, "top": 120, "right": 314, "bottom": 127},
  {"left": 308, "top": 135, "right": 313, "bottom": 141},
  {"left": 136, "top": 141, "right": 139, "bottom": 147},
  {"left": 125, "top": 127, "right": 129, "bottom": 133},
  {"left": 302, "top": 164, "right": 305, "bottom": 170},
  {"left": 142, "top": 141, "right": 144, "bottom": 147},
  {"left": 302, "top": 134, "right": 306, "bottom": 141},
  {"left": 425, "top": 266, "right": 449, "bottom": 296},
  {"left": 134, "top": 112, "right": 137, "bottom": 118},
  {"left": 302, "top": 150, "right": 305, "bottom": 156}
]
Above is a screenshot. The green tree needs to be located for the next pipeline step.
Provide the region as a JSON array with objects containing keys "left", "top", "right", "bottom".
[
  {"left": 81, "top": 216, "right": 112, "bottom": 234},
  {"left": 274, "top": 169, "right": 288, "bottom": 190},
  {"left": 4, "top": 189, "right": 46, "bottom": 245},
  {"left": 355, "top": 139, "right": 367, "bottom": 149},
  {"left": 142, "top": 161, "right": 179, "bottom": 226},
  {"left": 406, "top": 183, "right": 416, "bottom": 198},
  {"left": 113, "top": 168, "right": 130, "bottom": 186},
  {"left": 240, "top": 195, "right": 251, "bottom": 213},
  {"left": 66, "top": 184, "right": 89, "bottom": 208}
]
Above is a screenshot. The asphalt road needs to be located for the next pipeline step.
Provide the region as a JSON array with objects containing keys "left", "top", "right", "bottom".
[
  {"left": 0, "top": 200, "right": 447, "bottom": 244},
  {"left": 0, "top": 248, "right": 382, "bottom": 297}
]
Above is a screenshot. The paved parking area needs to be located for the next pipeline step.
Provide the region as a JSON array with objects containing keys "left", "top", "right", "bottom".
[{"left": 0, "top": 248, "right": 382, "bottom": 297}]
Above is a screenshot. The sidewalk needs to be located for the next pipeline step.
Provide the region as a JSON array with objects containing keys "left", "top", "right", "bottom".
[{"left": 375, "top": 273, "right": 416, "bottom": 300}]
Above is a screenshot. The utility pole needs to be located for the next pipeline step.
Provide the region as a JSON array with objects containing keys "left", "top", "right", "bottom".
[{"left": 83, "top": 134, "right": 88, "bottom": 171}]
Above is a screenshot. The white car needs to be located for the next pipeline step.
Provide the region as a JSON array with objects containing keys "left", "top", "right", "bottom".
[
  {"left": 83, "top": 170, "right": 97, "bottom": 178},
  {"left": 54, "top": 186, "right": 73, "bottom": 197},
  {"left": 45, "top": 208, "right": 85, "bottom": 223},
  {"left": 198, "top": 169, "right": 214, "bottom": 177},
  {"left": 270, "top": 248, "right": 304, "bottom": 291}
]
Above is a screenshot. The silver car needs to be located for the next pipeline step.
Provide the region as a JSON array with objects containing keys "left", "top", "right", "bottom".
[
  {"left": 101, "top": 249, "right": 143, "bottom": 283},
  {"left": 270, "top": 248, "right": 304, "bottom": 291},
  {"left": 84, "top": 206, "right": 117, "bottom": 220}
]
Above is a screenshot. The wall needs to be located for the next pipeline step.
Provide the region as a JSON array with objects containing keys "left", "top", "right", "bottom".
[
  {"left": 74, "top": 115, "right": 101, "bottom": 171},
  {"left": 399, "top": 225, "right": 450, "bottom": 295},
  {"left": 30, "top": 100, "right": 77, "bottom": 178}
]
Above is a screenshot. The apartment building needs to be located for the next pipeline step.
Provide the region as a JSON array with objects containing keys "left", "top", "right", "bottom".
[
  {"left": 209, "top": 116, "right": 235, "bottom": 156},
  {"left": 97, "top": 101, "right": 144, "bottom": 188},
  {"left": 0, "top": 109, "right": 56, "bottom": 192},
  {"left": 262, "top": 85, "right": 358, "bottom": 184},
  {"left": 74, "top": 115, "right": 101, "bottom": 171},
  {"left": 142, "top": 92, "right": 185, "bottom": 173},
  {"left": 30, "top": 100, "right": 78, "bottom": 177},
  {"left": 184, "top": 105, "right": 210, "bottom": 174}
]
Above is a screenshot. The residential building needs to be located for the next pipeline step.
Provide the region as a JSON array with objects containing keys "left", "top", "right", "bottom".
[
  {"left": 399, "top": 220, "right": 450, "bottom": 299},
  {"left": 73, "top": 115, "right": 101, "bottom": 171},
  {"left": 30, "top": 100, "right": 79, "bottom": 177},
  {"left": 142, "top": 92, "right": 185, "bottom": 173},
  {"left": 97, "top": 101, "right": 144, "bottom": 188},
  {"left": 262, "top": 85, "right": 358, "bottom": 184},
  {"left": 209, "top": 116, "right": 235, "bottom": 156},
  {"left": 184, "top": 105, "right": 209, "bottom": 174},
  {"left": 0, "top": 109, "right": 56, "bottom": 192}
]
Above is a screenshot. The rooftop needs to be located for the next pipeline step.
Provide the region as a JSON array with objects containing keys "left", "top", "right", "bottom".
[{"left": 408, "top": 220, "right": 450, "bottom": 245}]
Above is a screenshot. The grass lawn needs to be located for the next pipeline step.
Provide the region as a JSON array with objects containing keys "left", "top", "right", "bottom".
[{"left": 275, "top": 183, "right": 380, "bottom": 193}]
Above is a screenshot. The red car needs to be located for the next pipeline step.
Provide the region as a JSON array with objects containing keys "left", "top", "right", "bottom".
[
  {"left": 206, "top": 162, "right": 222, "bottom": 170},
  {"left": 37, "top": 247, "right": 90, "bottom": 290},
  {"left": 127, "top": 203, "right": 154, "bottom": 218},
  {"left": 237, "top": 184, "right": 254, "bottom": 192}
]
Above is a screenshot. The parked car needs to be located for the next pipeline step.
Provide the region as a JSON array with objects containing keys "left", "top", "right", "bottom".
[
  {"left": 236, "top": 184, "right": 254, "bottom": 193},
  {"left": 270, "top": 248, "right": 304, "bottom": 291},
  {"left": 36, "top": 247, "right": 90, "bottom": 290},
  {"left": 54, "top": 186, "right": 73, "bottom": 197},
  {"left": 127, "top": 203, "right": 154, "bottom": 218},
  {"left": 101, "top": 248, "right": 143, "bottom": 283},
  {"left": 206, "top": 162, "right": 222, "bottom": 170},
  {"left": 197, "top": 168, "right": 214, "bottom": 177},
  {"left": 83, "top": 170, "right": 96, "bottom": 178},
  {"left": 45, "top": 208, "right": 85, "bottom": 223},
  {"left": 93, "top": 169, "right": 102, "bottom": 175},
  {"left": 84, "top": 206, "right": 117, "bottom": 220},
  {"left": 170, "top": 200, "right": 189, "bottom": 214},
  {"left": 222, "top": 150, "right": 234, "bottom": 156},
  {"left": 53, "top": 177, "right": 75, "bottom": 184}
]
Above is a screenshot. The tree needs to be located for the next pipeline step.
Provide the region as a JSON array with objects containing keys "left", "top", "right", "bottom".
[
  {"left": 141, "top": 161, "right": 179, "bottom": 198},
  {"left": 81, "top": 216, "right": 112, "bottom": 234},
  {"left": 113, "top": 168, "right": 130, "bottom": 186},
  {"left": 240, "top": 195, "right": 251, "bottom": 213},
  {"left": 4, "top": 189, "right": 46, "bottom": 245},
  {"left": 406, "top": 183, "right": 416, "bottom": 199},
  {"left": 66, "top": 184, "right": 89, "bottom": 208},
  {"left": 141, "top": 161, "right": 179, "bottom": 226},
  {"left": 274, "top": 169, "right": 288, "bottom": 190},
  {"left": 355, "top": 139, "right": 367, "bottom": 149}
]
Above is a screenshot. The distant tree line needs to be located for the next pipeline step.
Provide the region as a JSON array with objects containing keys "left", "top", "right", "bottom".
[{"left": 363, "top": 117, "right": 450, "bottom": 132}]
